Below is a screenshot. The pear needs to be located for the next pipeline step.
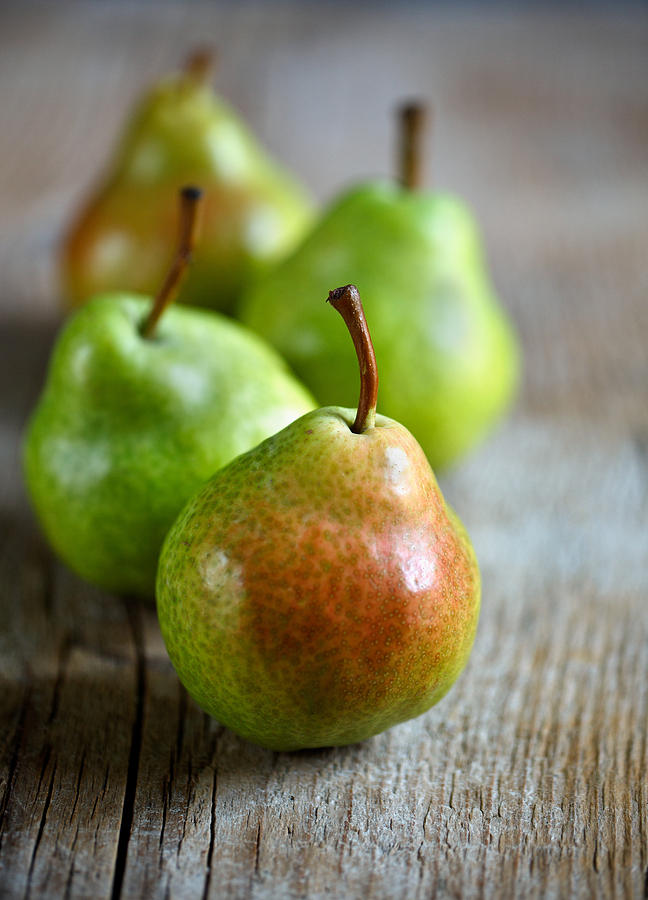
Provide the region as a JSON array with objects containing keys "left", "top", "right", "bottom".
[
  {"left": 25, "top": 188, "right": 315, "bottom": 598},
  {"left": 60, "top": 50, "right": 313, "bottom": 315},
  {"left": 157, "top": 284, "right": 480, "bottom": 751},
  {"left": 239, "top": 103, "right": 519, "bottom": 468}
]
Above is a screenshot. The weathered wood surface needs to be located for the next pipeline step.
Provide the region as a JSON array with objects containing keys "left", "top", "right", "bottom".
[{"left": 1, "top": 4, "right": 647, "bottom": 898}]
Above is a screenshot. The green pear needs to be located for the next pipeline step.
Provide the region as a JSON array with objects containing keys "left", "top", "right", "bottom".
[
  {"left": 157, "top": 284, "right": 480, "bottom": 751},
  {"left": 25, "top": 188, "right": 315, "bottom": 598},
  {"left": 60, "top": 50, "right": 313, "bottom": 315},
  {"left": 239, "top": 104, "right": 519, "bottom": 468}
]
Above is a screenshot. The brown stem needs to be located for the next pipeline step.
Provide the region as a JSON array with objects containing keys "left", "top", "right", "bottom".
[
  {"left": 183, "top": 48, "right": 216, "bottom": 84},
  {"left": 327, "top": 285, "right": 378, "bottom": 434},
  {"left": 141, "top": 187, "right": 203, "bottom": 339},
  {"left": 398, "top": 101, "right": 428, "bottom": 190}
]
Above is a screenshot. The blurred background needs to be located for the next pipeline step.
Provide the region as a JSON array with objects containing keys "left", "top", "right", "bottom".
[
  {"left": 2, "top": 2, "right": 647, "bottom": 391},
  {"left": 2, "top": 0, "right": 647, "bottom": 543}
]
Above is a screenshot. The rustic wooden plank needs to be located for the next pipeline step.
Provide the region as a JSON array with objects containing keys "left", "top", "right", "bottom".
[
  {"left": 0, "top": 315, "right": 144, "bottom": 899},
  {"left": 0, "top": 3, "right": 647, "bottom": 899},
  {"left": 0, "top": 521, "right": 141, "bottom": 899},
  {"left": 118, "top": 619, "right": 222, "bottom": 900}
]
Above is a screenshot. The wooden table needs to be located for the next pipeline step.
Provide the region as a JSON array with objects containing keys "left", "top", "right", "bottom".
[{"left": 1, "top": 4, "right": 647, "bottom": 898}]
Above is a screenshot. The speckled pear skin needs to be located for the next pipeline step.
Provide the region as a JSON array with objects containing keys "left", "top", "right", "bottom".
[
  {"left": 23, "top": 294, "right": 315, "bottom": 597},
  {"left": 61, "top": 68, "right": 313, "bottom": 315},
  {"left": 157, "top": 407, "right": 480, "bottom": 751},
  {"left": 239, "top": 181, "right": 520, "bottom": 468}
]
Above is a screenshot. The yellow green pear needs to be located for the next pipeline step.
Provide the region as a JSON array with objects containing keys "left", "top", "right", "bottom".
[{"left": 61, "top": 51, "right": 313, "bottom": 315}]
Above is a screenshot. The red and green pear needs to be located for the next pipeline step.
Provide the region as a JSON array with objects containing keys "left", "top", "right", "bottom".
[{"left": 157, "top": 284, "right": 480, "bottom": 750}]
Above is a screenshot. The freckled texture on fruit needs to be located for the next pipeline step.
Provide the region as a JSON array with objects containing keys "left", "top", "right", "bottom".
[
  {"left": 157, "top": 407, "right": 480, "bottom": 750},
  {"left": 23, "top": 294, "right": 315, "bottom": 597}
]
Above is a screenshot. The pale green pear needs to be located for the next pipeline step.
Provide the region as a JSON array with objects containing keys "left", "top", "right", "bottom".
[
  {"left": 27, "top": 188, "right": 314, "bottom": 597},
  {"left": 24, "top": 294, "right": 314, "bottom": 597},
  {"left": 239, "top": 105, "right": 519, "bottom": 468}
]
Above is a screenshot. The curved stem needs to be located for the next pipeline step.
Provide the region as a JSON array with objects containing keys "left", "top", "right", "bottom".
[
  {"left": 327, "top": 285, "right": 378, "bottom": 433},
  {"left": 141, "top": 187, "right": 203, "bottom": 339},
  {"left": 398, "top": 101, "right": 428, "bottom": 190},
  {"left": 183, "top": 48, "right": 216, "bottom": 85}
]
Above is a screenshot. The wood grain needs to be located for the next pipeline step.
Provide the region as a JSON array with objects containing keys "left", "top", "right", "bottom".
[{"left": 0, "top": 3, "right": 647, "bottom": 898}]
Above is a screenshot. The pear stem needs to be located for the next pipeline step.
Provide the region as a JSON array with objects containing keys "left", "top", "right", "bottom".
[
  {"left": 399, "top": 101, "right": 428, "bottom": 190},
  {"left": 141, "top": 187, "right": 203, "bottom": 339},
  {"left": 327, "top": 285, "right": 378, "bottom": 434},
  {"left": 183, "top": 48, "right": 215, "bottom": 84}
]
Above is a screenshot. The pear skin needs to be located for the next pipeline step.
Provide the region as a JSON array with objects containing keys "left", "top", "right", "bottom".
[{"left": 157, "top": 286, "right": 480, "bottom": 750}]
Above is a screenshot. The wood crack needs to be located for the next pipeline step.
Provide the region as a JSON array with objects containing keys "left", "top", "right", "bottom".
[
  {"left": 68, "top": 751, "right": 85, "bottom": 826},
  {"left": 201, "top": 765, "right": 218, "bottom": 900},
  {"left": 177, "top": 759, "right": 193, "bottom": 859},
  {"left": 109, "top": 601, "right": 145, "bottom": 900},
  {"left": 25, "top": 756, "right": 57, "bottom": 898},
  {"left": 159, "top": 774, "right": 169, "bottom": 856},
  {"left": 0, "top": 683, "right": 32, "bottom": 850},
  {"left": 254, "top": 821, "right": 262, "bottom": 874}
]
